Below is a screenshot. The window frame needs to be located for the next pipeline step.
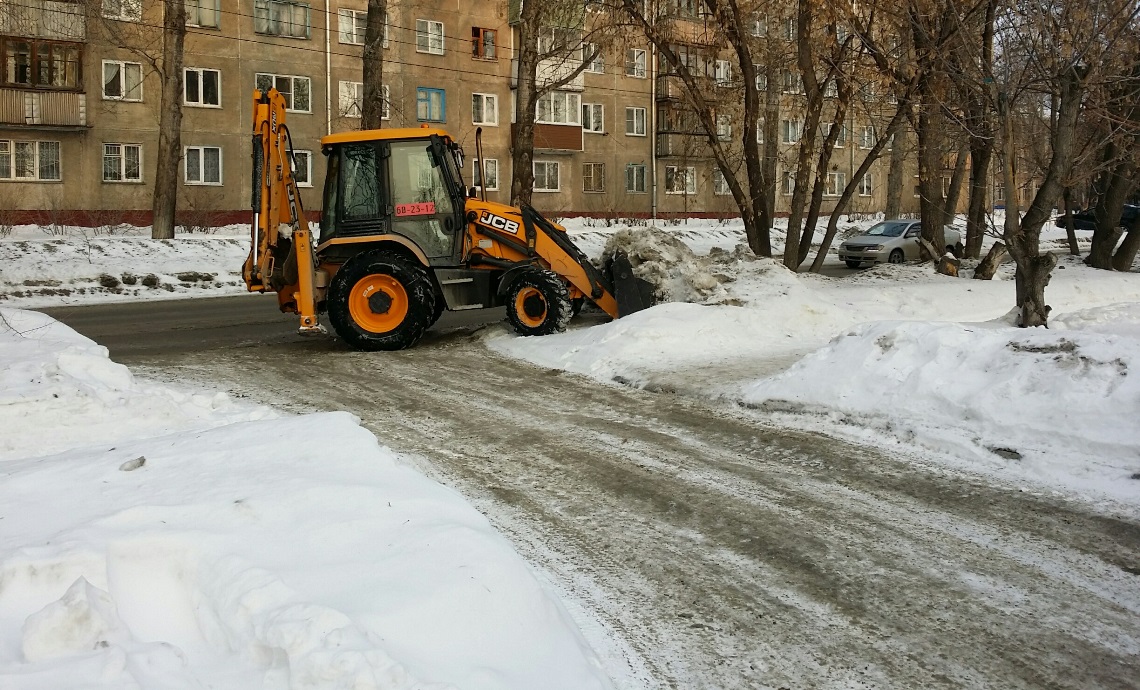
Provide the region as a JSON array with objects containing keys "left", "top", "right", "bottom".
[
  {"left": 535, "top": 91, "right": 581, "bottom": 125},
  {"left": 291, "top": 149, "right": 312, "bottom": 187},
  {"left": 253, "top": 0, "right": 312, "bottom": 39},
  {"left": 183, "top": 67, "right": 221, "bottom": 108},
  {"left": 472, "top": 27, "right": 496, "bottom": 60},
  {"left": 0, "top": 38, "right": 84, "bottom": 91},
  {"left": 184, "top": 145, "right": 223, "bottom": 185},
  {"left": 625, "top": 48, "right": 647, "bottom": 78},
  {"left": 186, "top": 0, "right": 221, "bottom": 28},
  {"left": 582, "top": 162, "right": 605, "bottom": 193},
  {"left": 102, "top": 142, "right": 142, "bottom": 183},
  {"left": 338, "top": 80, "right": 363, "bottom": 118},
  {"left": 416, "top": 86, "right": 446, "bottom": 122},
  {"left": 782, "top": 170, "right": 796, "bottom": 196},
  {"left": 103, "top": 0, "right": 141, "bottom": 22},
  {"left": 714, "top": 59, "right": 731, "bottom": 85},
  {"left": 713, "top": 169, "right": 731, "bottom": 196},
  {"left": 716, "top": 114, "right": 732, "bottom": 141},
  {"left": 781, "top": 119, "right": 802, "bottom": 144},
  {"left": 0, "top": 139, "right": 61, "bottom": 181},
  {"left": 255, "top": 73, "right": 312, "bottom": 113},
  {"left": 337, "top": 8, "right": 367, "bottom": 45},
  {"left": 582, "top": 42, "right": 604, "bottom": 73},
  {"left": 582, "top": 103, "right": 604, "bottom": 133},
  {"left": 533, "top": 160, "right": 561, "bottom": 192},
  {"left": 665, "top": 165, "right": 696, "bottom": 195},
  {"left": 859, "top": 172, "right": 873, "bottom": 197},
  {"left": 472, "top": 92, "right": 498, "bottom": 126},
  {"left": 473, "top": 158, "right": 499, "bottom": 191},
  {"left": 625, "top": 163, "right": 647, "bottom": 194},
  {"left": 102, "top": 59, "right": 143, "bottom": 102},
  {"left": 825, "top": 171, "right": 846, "bottom": 197},
  {"left": 416, "top": 19, "right": 445, "bottom": 55},
  {"left": 625, "top": 106, "right": 647, "bottom": 136}
]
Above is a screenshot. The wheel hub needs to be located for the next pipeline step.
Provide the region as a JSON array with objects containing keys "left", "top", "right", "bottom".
[
  {"left": 523, "top": 293, "right": 546, "bottom": 319},
  {"left": 368, "top": 290, "right": 393, "bottom": 314}
]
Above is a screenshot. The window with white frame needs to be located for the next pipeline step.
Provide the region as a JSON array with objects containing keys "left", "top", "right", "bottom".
[
  {"left": 102, "top": 60, "right": 142, "bottom": 101},
  {"left": 714, "top": 60, "right": 731, "bottom": 85},
  {"left": 781, "top": 69, "right": 802, "bottom": 94},
  {"left": 185, "top": 145, "right": 222, "bottom": 185},
  {"left": 625, "top": 107, "right": 646, "bottom": 136},
  {"left": 103, "top": 143, "right": 141, "bottom": 182},
  {"left": 186, "top": 0, "right": 220, "bottom": 28},
  {"left": 582, "top": 43, "right": 604, "bottom": 73},
  {"left": 751, "top": 14, "right": 767, "bottom": 37},
  {"left": 860, "top": 125, "right": 875, "bottom": 149},
  {"left": 825, "top": 123, "right": 846, "bottom": 147},
  {"left": 825, "top": 171, "right": 845, "bottom": 196},
  {"left": 254, "top": 0, "right": 311, "bottom": 38},
  {"left": 255, "top": 73, "right": 311, "bottom": 112},
  {"left": 626, "top": 163, "right": 646, "bottom": 193},
  {"left": 0, "top": 140, "right": 61, "bottom": 180},
  {"left": 994, "top": 182, "right": 1005, "bottom": 202},
  {"left": 782, "top": 170, "right": 795, "bottom": 195},
  {"left": 885, "top": 132, "right": 895, "bottom": 150},
  {"left": 291, "top": 149, "right": 312, "bottom": 186},
  {"left": 339, "top": 81, "right": 363, "bottom": 118},
  {"left": 582, "top": 103, "right": 604, "bottom": 133},
  {"left": 755, "top": 73, "right": 767, "bottom": 91},
  {"left": 665, "top": 166, "right": 695, "bottom": 195},
  {"left": 536, "top": 91, "right": 580, "bottom": 125},
  {"left": 103, "top": 0, "right": 141, "bottom": 21},
  {"left": 716, "top": 114, "right": 731, "bottom": 141},
  {"left": 781, "top": 119, "right": 802, "bottom": 143},
  {"left": 756, "top": 117, "right": 764, "bottom": 143},
  {"left": 823, "top": 79, "right": 838, "bottom": 98},
  {"left": 582, "top": 162, "right": 604, "bottom": 193},
  {"left": 859, "top": 172, "right": 873, "bottom": 197},
  {"left": 416, "top": 19, "right": 445, "bottom": 54},
  {"left": 783, "top": 16, "right": 796, "bottom": 40},
  {"left": 338, "top": 9, "right": 366, "bottom": 44},
  {"left": 533, "top": 160, "right": 560, "bottom": 192},
  {"left": 713, "top": 169, "right": 731, "bottom": 195},
  {"left": 474, "top": 158, "right": 498, "bottom": 191},
  {"left": 625, "top": 48, "right": 646, "bottom": 78},
  {"left": 184, "top": 68, "right": 220, "bottom": 107},
  {"left": 472, "top": 93, "right": 498, "bottom": 125}
]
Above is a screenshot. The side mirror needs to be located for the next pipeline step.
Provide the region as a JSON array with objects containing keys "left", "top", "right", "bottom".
[{"left": 468, "top": 186, "right": 478, "bottom": 198}]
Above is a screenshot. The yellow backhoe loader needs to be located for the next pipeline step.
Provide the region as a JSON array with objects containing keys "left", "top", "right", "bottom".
[{"left": 243, "top": 88, "right": 652, "bottom": 351}]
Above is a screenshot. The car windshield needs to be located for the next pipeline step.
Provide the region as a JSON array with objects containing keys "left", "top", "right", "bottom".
[{"left": 864, "top": 221, "right": 909, "bottom": 237}]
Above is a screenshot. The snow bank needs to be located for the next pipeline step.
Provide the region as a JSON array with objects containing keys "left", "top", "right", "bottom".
[{"left": 0, "top": 309, "right": 610, "bottom": 690}]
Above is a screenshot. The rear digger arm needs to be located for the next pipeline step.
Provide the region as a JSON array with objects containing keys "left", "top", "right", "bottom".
[{"left": 243, "top": 88, "right": 323, "bottom": 334}]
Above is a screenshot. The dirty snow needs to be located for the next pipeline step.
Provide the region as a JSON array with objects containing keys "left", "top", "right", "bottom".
[{"left": 0, "top": 308, "right": 611, "bottom": 690}]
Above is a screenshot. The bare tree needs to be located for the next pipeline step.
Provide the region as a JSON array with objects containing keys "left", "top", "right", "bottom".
[
  {"left": 360, "top": 0, "right": 387, "bottom": 129},
  {"left": 152, "top": 0, "right": 186, "bottom": 239}
]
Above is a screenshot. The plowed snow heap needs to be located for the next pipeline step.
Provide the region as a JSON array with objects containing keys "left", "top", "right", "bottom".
[{"left": 601, "top": 227, "right": 753, "bottom": 304}]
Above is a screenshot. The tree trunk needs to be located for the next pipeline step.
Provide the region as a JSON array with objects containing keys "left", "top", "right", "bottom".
[
  {"left": 798, "top": 93, "right": 849, "bottom": 266},
  {"left": 1086, "top": 152, "right": 1134, "bottom": 269},
  {"left": 360, "top": 0, "right": 387, "bottom": 129},
  {"left": 1062, "top": 186, "right": 1080, "bottom": 255},
  {"left": 151, "top": 0, "right": 186, "bottom": 240},
  {"left": 1111, "top": 211, "right": 1140, "bottom": 271},
  {"left": 510, "top": 15, "right": 539, "bottom": 208},
  {"left": 940, "top": 139, "right": 969, "bottom": 231},
  {"left": 916, "top": 79, "right": 947, "bottom": 247},
  {"left": 973, "top": 241, "right": 1007, "bottom": 280},
  {"left": 964, "top": 140, "right": 991, "bottom": 259}
]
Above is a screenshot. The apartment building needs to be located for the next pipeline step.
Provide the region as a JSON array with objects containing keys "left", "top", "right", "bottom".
[{"left": 0, "top": 0, "right": 940, "bottom": 224}]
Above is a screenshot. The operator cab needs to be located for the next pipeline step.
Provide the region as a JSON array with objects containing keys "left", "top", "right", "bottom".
[{"left": 318, "top": 129, "right": 468, "bottom": 266}]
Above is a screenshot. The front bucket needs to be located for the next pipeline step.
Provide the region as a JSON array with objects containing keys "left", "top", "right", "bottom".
[{"left": 608, "top": 251, "right": 655, "bottom": 317}]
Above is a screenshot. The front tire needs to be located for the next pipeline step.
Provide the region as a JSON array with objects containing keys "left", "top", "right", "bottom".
[
  {"left": 845, "top": 260, "right": 862, "bottom": 269},
  {"left": 888, "top": 249, "right": 905, "bottom": 264},
  {"left": 327, "top": 250, "right": 436, "bottom": 351},
  {"left": 505, "top": 269, "right": 572, "bottom": 337}
]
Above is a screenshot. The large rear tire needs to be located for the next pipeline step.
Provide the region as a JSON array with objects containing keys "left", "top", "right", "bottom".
[
  {"left": 327, "top": 250, "right": 436, "bottom": 351},
  {"left": 505, "top": 269, "right": 572, "bottom": 337}
]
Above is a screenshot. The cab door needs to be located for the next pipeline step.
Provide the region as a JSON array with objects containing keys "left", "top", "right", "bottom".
[{"left": 385, "top": 139, "right": 465, "bottom": 266}]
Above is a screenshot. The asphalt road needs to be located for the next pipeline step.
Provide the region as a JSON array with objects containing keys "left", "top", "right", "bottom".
[{"left": 43, "top": 297, "right": 1140, "bottom": 690}]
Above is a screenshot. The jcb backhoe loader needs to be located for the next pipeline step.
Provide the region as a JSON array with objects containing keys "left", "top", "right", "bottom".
[{"left": 243, "top": 88, "right": 652, "bottom": 351}]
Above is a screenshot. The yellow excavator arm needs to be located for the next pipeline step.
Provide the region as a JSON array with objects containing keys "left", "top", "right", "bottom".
[{"left": 243, "top": 88, "right": 322, "bottom": 334}]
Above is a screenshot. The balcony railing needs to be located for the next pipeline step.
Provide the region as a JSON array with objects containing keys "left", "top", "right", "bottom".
[{"left": 0, "top": 89, "right": 87, "bottom": 127}]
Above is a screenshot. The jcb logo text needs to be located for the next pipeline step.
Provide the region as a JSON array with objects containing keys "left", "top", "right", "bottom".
[{"left": 478, "top": 211, "right": 520, "bottom": 234}]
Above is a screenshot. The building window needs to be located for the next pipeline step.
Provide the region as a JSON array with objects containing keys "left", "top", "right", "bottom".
[
  {"left": 665, "top": 166, "right": 695, "bottom": 195},
  {"left": 102, "top": 60, "right": 142, "bottom": 101},
  {"left": 184, "top": 68, "right": 220, "bottom": 107},
  {"left": 338, "top": 81, "right": 361, "bottom": 118},
  {"left": 102, "top": 143, "right": 141, "bottom": 182},
  {"left": 716, "top": 114, "right": 731, "bottom": 141},
  {"left": 625, "top": 48, "right": 646, "bottom": 78},
  {"left": 625, "top": 107, "right": 646, "bottom": 136},
  {"left": 782, "top": 170, "right": 795, "bottom": 195},
  {"left": 714, "top": 60, "right": 731, "bottom": 85},
  {"left": 291, "top": 149, "right": 312, "bottom": 186},
  {"left": 185, "top": 146, "right": 222, "bottom": 185},
  {"left": 756, "top": 118, "right": 764, "bottom": 143},
  {"left": 533, "top": 160, "right": 560, "bottom": 192},
  {"left": 472, "top": 27, "right": 496, "bottom": 59},
  {"left": 0, "top": 39, "right": 82, "bottom": 90},
  {"left": 583, "top": 103, "right": 604, "bottom": 133},
  {"left": 825, "top": 123, "right": 847, "bottom": 147},
  {"left": 824, "top": 80, "right": 838, "bottom": 98},
  {"left": 338, "top": 9, "right": 366, "bottom": 45},
  {"left": 582, "top": 162, "right": 605, "bottom": 193},
  {"left": 187, "top": 0, "right": 220, "bottom": 28},
  {"left": 713, "top": 169, "right": 731, "bottom": 195},
  {"left": 783, "top": 16, "right": 796, "bottom": 41},
  {"left": 536, "top": 91, "right": 581, "bottom": 125},
  {"left": 0, "top": 140, "right": 61, "bottom": 181},
  {"left": 781, "top": 119, "right": 802, "bottom": 144},
  {"left": 255, "top": 73, "right": 311, "bottom": 112},
  {"left": 416, "top": 19, "right": 445, "bottom": 54},
  {"left": 103, "top": 0, "right": 141, "bottom": 21},
  {"left": 859, "top": 173, "right": 873, "bottom": 197},
  {"left": 755, "top": 73, "right": 768, "bottom": 91},
  {"left": 474, "top": 158, "right": 498, "bottom": 191},
  {"left": 416, "top": 87, "right": 445, "bottom": 122},
  {"left": 472, "top": 93, "right": 498, "bottom": 125},
  {"left": 995, "top": 182, "right": 1005, "bottom": 202},
  {"left": 583, "top": 43, "right": 604, "bottom": 73},
  {"left": 626, "top": 163, "right": 646, "bottom": 193},
  {"left": 751, "top": 14, "right": 767, "bottom": 37},
  {"left": 825, "top": 172, "right": 846, "bottom": 196},
  {"left": 781, "top": 69, "right": 803, "bottom": 94},
  {"left": 860, "top": 126, "right": 875, "bottom": 149},
  {"left": 885, "top": 133, "right": 895, "bottom": 150},
  {"left": 254, "top": 0, "right": 311, "bottom": 38}
]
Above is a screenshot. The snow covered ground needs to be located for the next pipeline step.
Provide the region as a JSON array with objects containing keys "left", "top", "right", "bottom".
[{"left": 0, "top": 308, "right": 611, "bottom": 689}]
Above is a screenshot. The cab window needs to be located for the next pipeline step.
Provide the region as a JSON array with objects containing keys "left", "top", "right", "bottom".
[
  {"left": 388, "top": 140, "right": 456, "bottom": 259},
  {"left": 340, "top": 143, "right": 381, "bottom": 222}
]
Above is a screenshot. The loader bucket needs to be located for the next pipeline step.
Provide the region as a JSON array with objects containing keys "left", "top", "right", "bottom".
[{"left": 607, "top": 251, "right": 655, "bottom": 317}]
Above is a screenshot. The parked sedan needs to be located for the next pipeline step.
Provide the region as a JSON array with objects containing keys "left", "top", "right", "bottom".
[{"left": 838, "top": 220, "right": 963, "bottom": 268}]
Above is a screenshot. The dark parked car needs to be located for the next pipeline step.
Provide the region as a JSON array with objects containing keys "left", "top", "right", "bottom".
[{"left": 1062, "top": 204, "right": 1139, "bottom": 231}]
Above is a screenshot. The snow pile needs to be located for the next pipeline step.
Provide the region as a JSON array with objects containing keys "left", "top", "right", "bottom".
[
  {"left": 738, "top": 316, "right": 1140, "bottom": 504},
  {"left": 601, "top": 227, "right": 729, "bottom": 303},
  {"left": 0, "top": 309, "right": 610, "bottom": 690}
]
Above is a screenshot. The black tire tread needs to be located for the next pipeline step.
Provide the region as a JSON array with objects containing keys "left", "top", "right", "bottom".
[
  {"left": 506, "top": 269, "right": 573, "bottom": 337},
  {"left": 327, "top": 250, "right": 436, "bottom": 351}
]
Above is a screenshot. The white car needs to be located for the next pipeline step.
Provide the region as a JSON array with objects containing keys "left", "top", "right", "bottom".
[{"left": 838, "top": 220, "right": 963, "bottom": 268}]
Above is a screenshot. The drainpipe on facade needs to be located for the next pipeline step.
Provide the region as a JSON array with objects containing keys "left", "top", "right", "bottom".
[
  {"left": 324, "top": 0, "right": 332, "bottom": 135},
  {"left": 650, "top": 44, "right": 658, "bottom": 223}
]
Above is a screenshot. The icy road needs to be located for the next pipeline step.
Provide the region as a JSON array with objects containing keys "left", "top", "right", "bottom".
[{"left": 46, "top": 296, "right": 1140, "bottom": 690}]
